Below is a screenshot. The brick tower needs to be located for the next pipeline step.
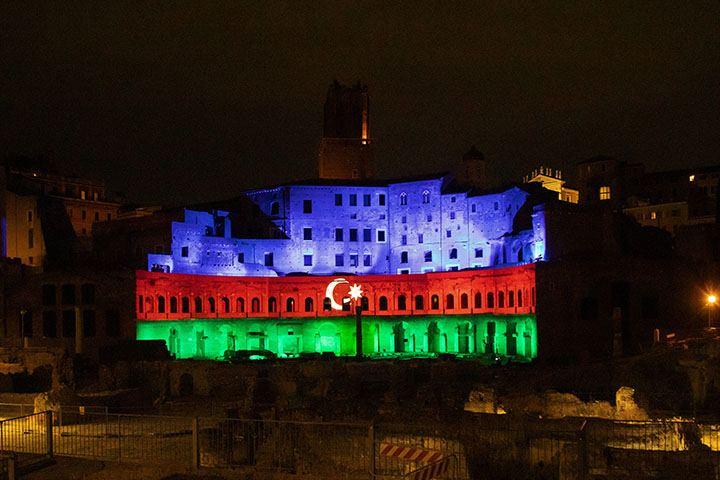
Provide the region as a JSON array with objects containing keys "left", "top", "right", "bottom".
[{"left": 317, "top": 81, "right": 374, "bottom": 180}]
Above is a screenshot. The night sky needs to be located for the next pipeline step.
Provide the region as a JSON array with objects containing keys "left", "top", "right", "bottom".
[{"left": 1, "top": 2, "right": 718, "bottom": 205}]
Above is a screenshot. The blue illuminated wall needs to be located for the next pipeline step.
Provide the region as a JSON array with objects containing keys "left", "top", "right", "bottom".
[{"left": 148, "top": 176, "right": 547, "bottom": 276}]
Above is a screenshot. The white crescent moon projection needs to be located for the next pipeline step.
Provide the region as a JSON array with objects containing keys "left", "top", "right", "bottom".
[{"left": 325, "top": 278, "right": 350, "bottom": 310}]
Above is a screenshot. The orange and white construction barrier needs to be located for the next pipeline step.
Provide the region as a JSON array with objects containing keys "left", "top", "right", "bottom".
[{"left": 379, "top": 442, "right": 452, "bottom": 479}]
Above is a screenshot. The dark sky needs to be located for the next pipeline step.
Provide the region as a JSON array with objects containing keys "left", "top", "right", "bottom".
[{"left": 2, "top": 2, "right": 718, "bottom": 205}]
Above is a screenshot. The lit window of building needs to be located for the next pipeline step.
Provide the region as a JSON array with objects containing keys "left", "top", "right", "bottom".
[
  {"left": 599, "top": 186, "right": 611, "bottom": 201},
  {"left": 689, "top": 175, "right": 695, "bottom": 182}
]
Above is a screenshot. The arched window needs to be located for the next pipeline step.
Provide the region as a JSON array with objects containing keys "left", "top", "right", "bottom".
[
  {"left": 474, "top": 292, "right": 482, "bottom": 309},
  {"left": 157, "top": 296, "right": 166, "bottom": 314},
  {"left": 397, "top": 295, "right": 407, "bottom": 311},
  {"left": 170, "top": 297, "right": 178, "bottom": 313},
  {"left": 145, "top": 297, "right": 154, "bottom": 313},
  {"left": 422, "top": 190, "right": 430, "bottom": 204},
  {"left": 270, "top": 201, "right": 279, "bottom": 215},
  {"left": 498, "top": 291, "right": 505, "bottom": 308},
  {"left": 431, "top": 295, "right": 440, "bottom": 310},
  {"left": 487, "top": 292, "right": 494, "bottom": 309},
  {"left": 181, "top": 297, "right": 189, "bottom": 313},
  {"left": 323, "top": 297, "right": 332, "bottom": 311},
  {"left": 414, "top": 295, "right": 424, "bottom": 310},
  {"left": 237, "top": 297, "right": 245, "bottom": 313},
  {"left": 138, "top": 295, "right": 144, "bottom": 313},
  {"left": 517, "top": 289, "right": 523, "bottom": 307},
  {"left": 251, "top": 297, "right": 260, "bottom": 313},
  {"left": 460, "top": 293, "right": 469, "bottom": 309},
  {"left": 268, "top": 297, "right": 277, "bottom": 313},
  {"left": 379, "top": 296, "right": 389, "bottom": 311},
  {"left": 304, "top": 297, "right": 314, "bottom": 312},
  {"left": 400, "top": 192, "right": 407, "bottom": 206},
  {"left": 221, "top": 297, "right": 230, "bottom": 313},
  {"left": 361, "top": 297, "right": 369, "bottom": 311},
  {"left": 286, "top": 297, "right": 295, "bottom": 312},
  {"left": 208, "top": 297, "right": 216, "bottom": 313},
  {"left": 508, "top": 291, "right": 514, "bottom": 308},
  {"left": 194, "top": 296, "right": 202, "bottom": 313},
  {"left": 446, "top": 294, "right": 455, "bottom": 309},
  {"left": 449, "top": 248, "right": 458, "bottom": 259}
]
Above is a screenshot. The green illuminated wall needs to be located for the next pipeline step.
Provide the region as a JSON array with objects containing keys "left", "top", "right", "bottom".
[{"left": 136, "top": 314, "right": 537, "bottom": 361}]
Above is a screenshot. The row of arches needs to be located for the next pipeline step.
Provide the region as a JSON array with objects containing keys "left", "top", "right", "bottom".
[{"left": 139, "top": 286, "right": 535, "bottom": 318}]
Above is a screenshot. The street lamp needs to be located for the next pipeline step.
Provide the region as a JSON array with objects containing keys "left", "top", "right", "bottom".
[
  {"left": 349, "top": 283, "right": 364, "bottom": 360},
  {"left": 707, "top": 294, "right": 717, "bottom": 328}
]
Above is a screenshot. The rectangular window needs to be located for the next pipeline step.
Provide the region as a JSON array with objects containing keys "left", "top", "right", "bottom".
[
  {"left": 446, "top": 230, "right": 452, "bottom": 238},
  {"left": 363, "top": 194, "right": 371, "bottom": 206},
  {"left": 451, "top": 196, "right": 456, "bottom": 203},
  {"left": 237, "top": 252, "right": 244, "bottom": 263},
  {"left": 335, "top": 254, "right": 344, "bottom": 267},
  {"left": 426, "top": 214, "right": 432, "bottom": 222},
  {"left": 27, "top": 211, "right": 33, "bottom": 223},
  {"left": 335, "top": 194, "right": 343, "bottom": 206},
  {"left": 61, "top": 284, "right": 76, "bottom": 305},
  {"left": 363, "top": 228, "right": 371, "bottom": 242},
  {"left": 475, "top": 248, "right": 483, "bottom": 258},
  {"left": 181, "top": 246, "right": 189, "bottom": 257},
  {"left": 106, "top": 213, "right": 112, "bottom": 221},
  {"left": 378, "top": 194, "right": 386, "bottom": 206},
  {"left": 349, "top": 228, "right": 358, "bottom": 241},
  {"left": 349, "top": 194, "right": 357, "bottom": 206},
  {"left": 401, "top": 235, "right": 407, "bottom": 245},
  {"left": 81, "top": 284, "right": 95, "bottom": 304},
  {"left": 303, "top": 227, "right": 312, "bottom": 240},
  {"left": 599, "top": 186, "right": 611, "bottom": 201},
  {"left": 62, "top": 310, "right": 76, "bottom": 338},
  {"left": 304, "top": 254, "right": 313, "bottom": 266},
  {"left": 350, "top": 254, "right": 358, "bottom": 267},
  {"left": 402, "top": 216, "right": 407, "bottom": 224},
  {"left": 28, "top": 228, "right": 34, "bottom": 249},
  {"left": 335, "top": 228, "right": 344, "bottom": 241},
  {"left": 401, "top": 251, "right": 408, "bottom": 263},
  {"left": 363, "top": 254, "right": 371, "bottom": 266},
  {"left": 80, "top": 190, "right": 86, "bottom": 200},
  {"left": 94, "top": 211, "right": 100, "bottom": 222},
  {"left": 42, "top": 285, "right": 56, "bottom": 306},
  {"left": 448, "top": 266, "right": 459, "bottom": 271},
  {"left": 424, "top": 251, "right": 433, "bottom": 262},
  {"left": 494, "top": 202, "right": 499, "bottom": 211},
  {"left": 303, "top": 200, "right": 312, "bottom": 214},
  {"left": 471, "top": 204, "right": 476, "bottom": 213},
  {"left": 377, "top": 230, "right": 386, "bottom": 243},
  {"left": 42, "top": 311, "right": 57, "bottom": 338},
  {"left": 399, "top": 269, "right": 410, "bottom": 274},
  {"left": 82, "top": 210, "right": 87, "bottom": 220},
  {"left": 418, "top": 234, "right": 424, "bottom": 244},
  {"left": 450, "top": 211, "right": 456, "bottom": 220},
  {"left": 264, "top": 252, "right": 274, "bottom": 266}
]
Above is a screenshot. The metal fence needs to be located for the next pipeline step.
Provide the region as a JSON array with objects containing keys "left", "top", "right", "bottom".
[
  {"left": 0, "top": 410, "right": 718, "bottom": 479},
  {"left": 198, "top": 417, "right": 370, "bottom": 477},
  {"left": 52, "top": 411, "right": 193, "bottom": 465},
  {"left": 0, "top": 411, "right": 52, "bottom": 477}
]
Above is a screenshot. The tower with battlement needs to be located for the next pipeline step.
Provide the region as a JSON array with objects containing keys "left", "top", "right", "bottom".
[{"left": 317, "top": 81, "right": 373, "bottom": 180}]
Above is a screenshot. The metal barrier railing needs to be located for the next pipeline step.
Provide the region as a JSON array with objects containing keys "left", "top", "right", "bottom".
[
  {"left": 0, "top": 409, "right": 716, "bottom": 478},
  {"left": 198, "top": 417, "right": 370, "bottom": 477}
]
